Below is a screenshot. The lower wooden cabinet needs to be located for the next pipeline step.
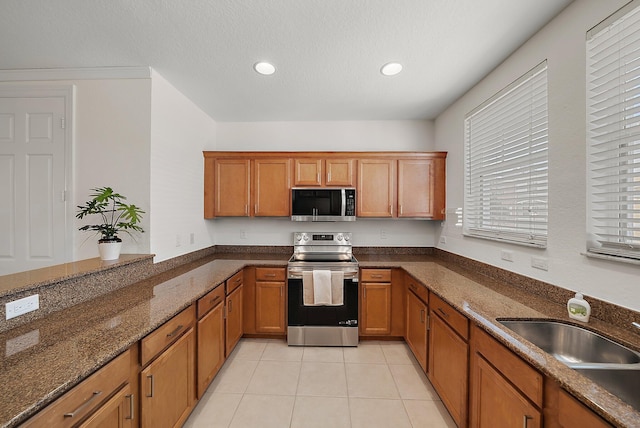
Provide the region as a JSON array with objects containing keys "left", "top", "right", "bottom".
[
  {"left": 470, "top": 325, "right": 543, "bottom": 428},
  {"left": 360, "top": 280, "right": 392, "bottom": 335},
  {"left": 22, "top": 348, "right": 133, "bottom": 428},
  {"left": 428, "top": 296, "right": 469, "bottom": 428},
  {"left": 79, "top": 384, "right": 134, "bottom": 428},
  {"left": 405, "top": 280, "right": 428, "bottom": 372},
  {"left": 225, "top": 284, "right": 243, "bottom": 356},
  {"left": 197, "top": 286, "right": 226, "bottom": 398},
  {"left": 255, "top": 267, "right": 286, "bottom": 334},
  {"left": 140, "top": 306, "right": 197, "bottom": 428},
  {"left": 140, "top": 327, "right": 196, "bottom": 428}
]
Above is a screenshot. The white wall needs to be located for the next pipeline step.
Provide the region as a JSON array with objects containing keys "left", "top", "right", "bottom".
[
  {"left": 72, "top": 79, "right": 152, "bottom": 260},
  {"left": 149, "top": 70, "right": 217, "bottom": 262},
  {"left": 435, "top": 0, "right": 640, "bottom": 312},
  {"left": 213, "top": 120, "right": 439, "bottom": 247}
]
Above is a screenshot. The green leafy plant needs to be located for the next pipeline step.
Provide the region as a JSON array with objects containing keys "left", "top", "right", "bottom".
[{"left": 76, "top": 187, "right": 145, "bottom": 242}]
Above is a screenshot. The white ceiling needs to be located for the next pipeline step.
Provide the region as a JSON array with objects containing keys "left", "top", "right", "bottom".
[{"left": 0, "top": 0, "right": 573, "bottom": 122}]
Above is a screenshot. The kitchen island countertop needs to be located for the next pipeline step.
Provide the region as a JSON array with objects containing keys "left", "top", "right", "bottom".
[{"left": 1, "top": 253, "right": 639, "bottom": 427}]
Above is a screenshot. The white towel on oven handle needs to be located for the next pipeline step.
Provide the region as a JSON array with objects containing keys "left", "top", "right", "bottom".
[
  {"left": 313, "top": 270, "right": 332, "bottom": 305},
  {"left": 302, "top": 270, "right": 344, "bottom": 306}
]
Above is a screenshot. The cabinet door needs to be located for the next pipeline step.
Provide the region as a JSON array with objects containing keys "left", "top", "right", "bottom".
[
  {"left": 140, "top": 328, "right": 196, "bottom": 428},
  {"left": 558, "top": 389, "right": 612, "bottom": 428},
  {"left": 470, "top": 354, "right": 541, "bottom": 428},
  {"left": 325, "top": 158, "right": 355, "bottom": 186},
  {"left": 255, "top": 281, "right": 286, "bottom": 333},
  {"left": 357, "top": 159, "right": 395, "bottom": 217},
  {"left": 429, "top": 312, "right": 469, "bottom": 428},
  {"left": 361, "top": 282, "right": 391, "bottom": 335},
  {"left": 406, "top": 290, "right": 428, "bottom": 372},
  {"left": 215, "top": 159, "right": 250, "bottom": 216},
  {"left": 398, "top": 159, "right": 433, "bottom": 218},
  {"left": 226, "top": 284, "right": 244, "bottom": 356},
  {"left": 197, "top": 301, "right": 225, "bottom": 398},
  {"left": 293, "top": 158, "right": 323, "bottom": 186},
  {"left": 254, "top": 159, "right": 291, "bottom": 216},
  {"left": 79, "top": 384, "right": 134, "bottom": 428}
]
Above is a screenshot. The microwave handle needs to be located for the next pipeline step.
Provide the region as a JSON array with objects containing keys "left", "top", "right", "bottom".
[{"left": 341, "top": 189, "right": 346, "bottom": 216}]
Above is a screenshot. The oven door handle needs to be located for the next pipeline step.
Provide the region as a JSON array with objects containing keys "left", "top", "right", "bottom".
[{"left": 287, "top": 271, "right": 359, "bottom": 280}]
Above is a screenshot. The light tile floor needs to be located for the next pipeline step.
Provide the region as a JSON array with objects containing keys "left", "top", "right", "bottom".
[{"left": 184, "top": 339, "right": 457, "bottom": 428}]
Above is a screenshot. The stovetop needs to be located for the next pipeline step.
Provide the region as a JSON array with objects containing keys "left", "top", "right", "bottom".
[{"left": 288, "top": 232, "right": 358, "bottom": 278}]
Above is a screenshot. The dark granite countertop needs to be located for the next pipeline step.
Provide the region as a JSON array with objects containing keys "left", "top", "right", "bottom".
[{"left": 1, "top": 253, "right": 639, "bottom": 427}]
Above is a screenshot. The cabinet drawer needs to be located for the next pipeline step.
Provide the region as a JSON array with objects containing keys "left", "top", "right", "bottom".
[
  {"left": 430, "top": 293, "right": 468, "bottom": 340},
  {"left": 226, "top": 270, "right": 244, "bottom": 294},
  {"left": 361, "top": 269, "right": 391, "bottom": 282},
  {"left": 255, "top": 267, "right": 286, "bottom": 281},
  {"left": 141, "top": 305, "right": 196, "bottom": 366},
  {"left": 472, "top": 326, "right": 543, "bottom": 407},
  {"left": 406, "top": 276, "right": 428, "bottom": 303},
  {"left": 23, "top": 349, "right": 131, "bottom": 428},
  {"left": 197, "top": 285, "right": 225, "bottom": 319}
]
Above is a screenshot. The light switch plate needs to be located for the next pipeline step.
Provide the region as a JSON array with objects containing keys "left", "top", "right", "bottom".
[{"left": 6, "top": 294, "right": 39, "bottom": 320}]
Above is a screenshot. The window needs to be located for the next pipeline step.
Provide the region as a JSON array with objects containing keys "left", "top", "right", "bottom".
[
  {"left": 464, "top": 61, "right": 549, "bottom": 247},
  {"left": 587, "top": 1, "right": 640, "bottom": 262}
]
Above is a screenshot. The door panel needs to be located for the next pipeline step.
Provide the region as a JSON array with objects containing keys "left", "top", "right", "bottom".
[{"left": 0, "top": 96, "right": 67, "bottom": 275}]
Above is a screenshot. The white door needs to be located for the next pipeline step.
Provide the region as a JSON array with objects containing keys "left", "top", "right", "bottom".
[{"left": 0, "top": 95, "right": 68, "bottom": 276}]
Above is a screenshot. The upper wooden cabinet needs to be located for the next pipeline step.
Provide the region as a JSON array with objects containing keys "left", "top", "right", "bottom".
[
  {"left": 358, "top": 159, "right": 395, "bottom": 217},
  {"left": 203, "top": 156, "right": 290, "bottom": 218},
  {"left": 398, "top": 158, "right": 445, "bottom": 219},
  {"left": 203, "top": 152, "right": 446, "bottom": 219},
  {"left": 254, "top": 158, "right": 291, "bottom": 216},
  {"left": 213, "top": 159, "right": 251, "bottom": 217},
  {"left": 293, "top": 158, "right": 355, "bottom": 186}
]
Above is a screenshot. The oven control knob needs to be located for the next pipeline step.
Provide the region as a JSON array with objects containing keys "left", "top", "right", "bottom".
[
  {"left": 295, "top": 233, "right": 302, "bottom": 242},
  {"left": 344, "top": 234, "right": 350, "bottom": 241},
  {"left": 337, "top": 234, "right": 343, "bottom": 241},
  {"left": 302, "top": 233, "right": 309, "bottom": 241}
]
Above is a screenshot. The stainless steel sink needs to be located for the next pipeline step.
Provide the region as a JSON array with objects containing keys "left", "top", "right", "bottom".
[
  {"left": 498, "top": 319, "right": 640, "bottom": 366},
  {"left": 574, "top": 367, "right": 640, "bottom": 412},
  {"left": 498, "top": 319, "right": 640, "bottom": 412}
]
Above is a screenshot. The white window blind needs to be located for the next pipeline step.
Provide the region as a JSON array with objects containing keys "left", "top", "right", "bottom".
[
  {"left": 464, "top": 61, "right": 549, "bottom": 247},
  {"left": 587, "top": 1, "right": 640, "bottom": 261}
]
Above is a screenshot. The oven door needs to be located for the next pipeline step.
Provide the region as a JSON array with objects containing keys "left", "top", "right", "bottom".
[{"left": 287, "top": 275, "right": 359, "bottom": 346}]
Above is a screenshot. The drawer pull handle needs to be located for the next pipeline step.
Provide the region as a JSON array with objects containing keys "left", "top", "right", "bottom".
[
  {"left": 410, "top": 284, "right": 417, "bottom": 291},
  {"left": 371, "top": 274, "right": 383, "bottom": 278},
  {"left": 210, "top": 295, "right": 222, "bottom": 305},
  {"left": 265, "top": 273, "right": 276, "bottom": 277},
  {"left": 437, "top": 307, "right": 449, "bottom": 318},
  {"left": 523, "top": 415, "right": 532, "bottom": 428},
  {"left": 235, "top": 278, "right": 242, "bottom": 283},
  {"left": 126, "top": 393, "right": 135, "bottom": 420},
  {"left": 64, "top": 391, "right": 102, "bottom": 418},
  {"left": 147, "top": 374, "right": 154, "bottom": 398},
  {"left": 166, "top": 324, "right": 184, "bottom": 338}
]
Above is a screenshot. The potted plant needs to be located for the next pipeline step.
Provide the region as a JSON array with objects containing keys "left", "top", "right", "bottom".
[{"left": 76, "top": 187, "right": 145, "bottom": 260}]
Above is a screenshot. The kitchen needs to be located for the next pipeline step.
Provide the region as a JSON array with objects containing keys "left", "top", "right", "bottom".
[{"left": 1, "top": 0, "right": 640, "bottom": 427}]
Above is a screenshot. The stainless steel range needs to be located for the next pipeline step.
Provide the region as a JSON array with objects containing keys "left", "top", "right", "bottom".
[{"left": 287, "top": 232, "right": 359, "bottom": 346}]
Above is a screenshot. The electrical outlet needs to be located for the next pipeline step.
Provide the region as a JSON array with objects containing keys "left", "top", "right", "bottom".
[
  {"left": 380, "top": 230, "right": 387, "bottom": 239},
  {"left": 501, "top": 250, "right": 514, "bottom": 262},
  {"left": 439, "top": 236, "right": 447, "bottom": 244},
  {"left": 190, "top": 233, "right": 195, "bottom": 245},
  {"left": 532, "top": 257, "right": 549, "bottom": 271},
  {"left": 240, "top": 230, "right": 247, "bottom": 239},
  {"left": 6, "top": 294, "right": 40, "bottom": 320}
]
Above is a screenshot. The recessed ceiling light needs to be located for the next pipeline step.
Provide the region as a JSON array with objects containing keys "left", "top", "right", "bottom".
[
  {"left": 381, "top": 62, "right": 403, "bottom": 76},
  {"left": 254, "top": 61, "right": 276, "bottom": 75}
]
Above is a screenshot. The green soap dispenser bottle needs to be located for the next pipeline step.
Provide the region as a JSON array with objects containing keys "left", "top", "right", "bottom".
[{"left": 567, "top": 292, "right": 591, "bottom": 322}]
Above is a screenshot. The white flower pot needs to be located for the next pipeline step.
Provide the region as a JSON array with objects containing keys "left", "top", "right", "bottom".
[{"left": 98, "top": 241, "right": 122, "bottom": 261}]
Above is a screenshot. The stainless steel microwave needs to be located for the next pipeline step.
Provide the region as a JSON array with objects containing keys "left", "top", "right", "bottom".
[{"left": 291, "top": 188, "right": 356, "bottom": 221}]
